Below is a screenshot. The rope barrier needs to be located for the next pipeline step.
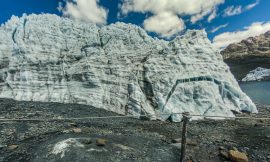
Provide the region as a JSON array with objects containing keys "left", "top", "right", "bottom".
[{"left": 0, "top": 112, "right": 269, "bottom": 122}]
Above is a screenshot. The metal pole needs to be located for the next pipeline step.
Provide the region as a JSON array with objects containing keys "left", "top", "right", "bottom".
[{"left": 180, "top": 112, "right": 190, "bottom": 162}]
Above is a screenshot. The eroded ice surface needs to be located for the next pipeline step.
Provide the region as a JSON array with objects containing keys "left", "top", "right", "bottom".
[{"left": 0, "top": 14, "right": 257, "bottom": 121}]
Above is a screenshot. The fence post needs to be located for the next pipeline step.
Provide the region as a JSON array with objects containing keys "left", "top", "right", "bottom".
[{"left": 180, "top": 112, "right": 190, "bottom": 162}]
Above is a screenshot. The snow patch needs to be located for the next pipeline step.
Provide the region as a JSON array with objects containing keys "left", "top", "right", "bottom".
[{"left": 51, "top": 138, "right": 84, "bottom": 158}]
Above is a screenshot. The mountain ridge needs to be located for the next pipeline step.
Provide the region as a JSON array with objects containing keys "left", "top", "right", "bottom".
[{"left": 221, "top": 31, "right": 270, "bottom": 80}]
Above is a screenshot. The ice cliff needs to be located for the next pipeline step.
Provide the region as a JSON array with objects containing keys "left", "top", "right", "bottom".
[{"left": 0, "top": 14, "right": 257, "bottom": 121}]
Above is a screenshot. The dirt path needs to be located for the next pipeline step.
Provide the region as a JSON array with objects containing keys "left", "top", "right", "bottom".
[{"left": 0, "top": 98, "right": 269, "bottom": 162}]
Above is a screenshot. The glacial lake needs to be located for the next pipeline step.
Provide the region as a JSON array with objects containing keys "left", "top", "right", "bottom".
[{"left": 239, "top": 81, "right": 270, "bottom": 105}]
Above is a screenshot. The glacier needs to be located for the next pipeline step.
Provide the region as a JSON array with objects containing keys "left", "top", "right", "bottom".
[{"left": 0, "top": 14, "right": 257, "bottom": 121}]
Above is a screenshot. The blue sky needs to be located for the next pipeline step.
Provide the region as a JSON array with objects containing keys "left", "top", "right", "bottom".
[{"left": 0, "top": 0, "right": 270, "bottom": 48}]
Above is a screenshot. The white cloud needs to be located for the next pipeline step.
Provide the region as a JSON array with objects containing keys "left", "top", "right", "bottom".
[
  {"left": 59, "top": 0, "right": 108, "bottom": 25},
  {"left": 223, "top": 6, "right": 242, "bottom": 17},
  {"left": 212, "top": 22, "right": 270, "bottom": 49},
  {"left": 191, "top": 10, "right": 212, "bottom": 24},
  {"left": 143, "top": 12, "right": 185, "bottom": 38},
  {"left": 120, "top": 0, "right": 224, "bottom": 16},
  {"left": 207, "top": 9, "right": 217, "bottom": 23},
  {"left": 211, "top": 23, "right": 228, "bottom": 33},
  {"left": 223, "top": 1, "right": 260, "bottom": 17},
  {"left": 119, "top": 0, "right": 224, "bottom": 37},
  {"left": 245, "top": 0, "right": 260, "bottom": 10}
]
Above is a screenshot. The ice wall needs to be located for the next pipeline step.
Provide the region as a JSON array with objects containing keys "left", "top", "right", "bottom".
[{"left": 0, "top": 14, "right": 257, "bottom": 121}]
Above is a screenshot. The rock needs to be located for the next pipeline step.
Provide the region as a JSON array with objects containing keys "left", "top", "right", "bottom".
[
  {"left": 113, "top": 144, "right": 133, "bottom": 150},
  {"left": 0, "top": 144, "right": 6, "bottom": 149},
  {"left": 228, "top": 150, "right": 249, "bottom": 162},
  {"left": 220, "top": 151, "right": 229, "bottom": 159},
  {"left": 8, "top": 145, "right": 18, "bottom": 150},
  {"left": 72, "top": 128, "right": 82, "bottom": 133},
  {"left": 232, "top": 147, "right": 239, "bottom": 151},
  {"left": 96, "top": 138, "right": 107, "bottom": 146},
  {"left": 219, "top": 146, "right": 225, "bottom": 150},
  {"left": 172, "top": 138, "right": 181, "bottom": 143},
  {"left": 81, "top": 138, "right": 92, "bottom": 145},
  {"left": 186, "top": 139, "right": 198, "bottom": 146},
  {"left": 171, "top": 138, "right": 197, "bottom": 146},
  {"left": 0, "top": 14, "right": 257, "bottom": 122},
  {"left": 170, "top": 143, "right": 181, "bottom": 149},
  {"left": 69, "top": 123, "right": 77, "bottom": 127}
]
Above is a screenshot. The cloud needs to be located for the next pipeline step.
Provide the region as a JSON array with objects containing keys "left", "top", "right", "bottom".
[
  {"left": 120, "top": 0, "right": 224, "bottom": 16},
  {"left": 212, "top": 22, "right": 270, "bottom": 49},
  {"left": 223, "top": 6, "right": 242, "bottom": 17},
  {"left": 207, "top": 9, "right": 217, "bottom": 23},
  {"left": 59, "top": 0, "right": 108, "bottom": 25},
  {"left": 223, "top": 0, "right": 260, "bottom": 17},
  {"left": 245, "top": 0, "right": 260, "bottom": 10},
  {"left": 143, "top": 12, "right": 185, "bottom": 38},
  {"left": 119, "top": 0, "right": 224, "bottom": 37},
  {"left": 211, "top": 23, "right": 228, "bottom": 33}
]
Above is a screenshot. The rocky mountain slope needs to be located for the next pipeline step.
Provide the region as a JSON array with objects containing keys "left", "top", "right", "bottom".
[
  {"left": 221, "top": 31, "right": 270, "bottom": 80},
  {"left": 0, "top": 14, "right": 257, "bottom": 121}
]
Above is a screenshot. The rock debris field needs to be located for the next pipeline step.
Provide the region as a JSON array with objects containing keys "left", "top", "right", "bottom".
[{"left": 0, "top": 98, "right": 269, "bottom": 162}]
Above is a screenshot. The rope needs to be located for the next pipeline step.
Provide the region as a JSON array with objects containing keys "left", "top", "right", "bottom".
[{"left": 0, "top": 112, "right": 269, "bottom": 122}]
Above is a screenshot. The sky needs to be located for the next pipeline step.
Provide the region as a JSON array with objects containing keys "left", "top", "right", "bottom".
[{"left": 0, "top": 0, "right": 270, "bottom": 49}]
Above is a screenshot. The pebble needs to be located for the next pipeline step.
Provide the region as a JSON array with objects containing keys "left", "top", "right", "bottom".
[
  {"left": 96, "top": 138, "right": 107, "bottom": 146},
  {"left": 172, "top": 138, "right": 181, "bottom": 143},
  {"left": 73, "top": 128, "right": 82, "bottom": 133},
  {"left": 171, "top": 138, "right": 197, "bottom": 146},
  {"left": 8, "top": 145, "right": 18, "bottom": 150},
  {"left": 219, "top": 146, "right": 225, "bottom": 150},
  {"left": 219, "top": 151, "right": 229, "bottom": 159},
  {"left": 81, "top": 138, "right": 92, "bottom": 144},
  {"left": 0, "top": 144, "right": 6, "bottom": 149}
]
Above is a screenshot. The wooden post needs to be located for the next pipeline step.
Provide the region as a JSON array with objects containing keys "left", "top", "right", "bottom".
[{"left": 180, "top": 112, "right": 190, "bottom": 162}]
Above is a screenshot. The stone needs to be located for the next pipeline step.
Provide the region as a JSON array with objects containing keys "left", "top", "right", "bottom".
[
  {"left": 72, "top": 128, "right": 82, "bottom": 133},
  {"left": 219, "top": 151, "right": 229, "bottom": 159},
  {"left": 8, "top": 145, "right": 18, "bottom": 150},
  {"left": 171, "top": 138, "right": 197, "bottom": 146},
  {"left": 228, "top": 150, "right": 249, "bottom": 162},
  {"left": 172, "top": 138, "right": 181, "bottom": 143},
  {"left": 0, "top": 144, "right": 6, "bottom": 149},
  {"left": 0, "top": 14, "right": 257, "bottom": 122},
  {"left": 113, "top": 143, "right": 133, "bottom": 150},
  {"left": 170, "top": 143, "right": 181, "bottom": 149},
  {"left": 96, "top": 138, "right": 107, "bottom": 146},
  {"left": 81, "top": 138, "right": 92, "bottom": 145},
  {"left": 186, "top": 139, "right": 198, "bottom": 146},
  {"left": 219, "top": 146, "right": 225, "bottom": 150},
  {"left": 69, "top": 123, "right": 77, "bottom": 127},
  {"left": 232, "top": 147, "right": 239, "bottom": 151}
]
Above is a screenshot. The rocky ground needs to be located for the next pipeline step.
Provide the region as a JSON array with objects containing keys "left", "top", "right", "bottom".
[{"left": 0, "top": 98, "right": 269, "bottom": 162}]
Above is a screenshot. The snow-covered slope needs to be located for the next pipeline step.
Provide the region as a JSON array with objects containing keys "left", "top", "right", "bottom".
[
  {"left": 242, "top": 67, "right": 270, "bottom": 81},
  {"left": 0, "top": 14, "right": 257, "bottom": 121}
]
